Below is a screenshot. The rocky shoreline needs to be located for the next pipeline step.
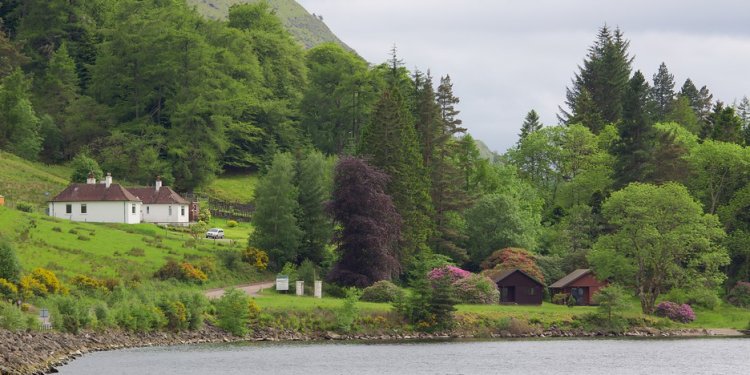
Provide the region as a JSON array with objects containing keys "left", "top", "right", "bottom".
[{"left": 0, "top": 326, "right": 745, "bottom": 375}]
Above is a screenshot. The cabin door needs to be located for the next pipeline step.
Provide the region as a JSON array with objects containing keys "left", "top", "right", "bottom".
[
  {"left": 501, "top": 286, "right": 516, "bottom": 303},
  {"left": 571, "top": 287, "right": 588, "bottom": 305}
]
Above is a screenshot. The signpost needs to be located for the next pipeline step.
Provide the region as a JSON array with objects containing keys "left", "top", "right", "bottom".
[{"left": 276, "top": 275, "right": 289, "bottom": 292}]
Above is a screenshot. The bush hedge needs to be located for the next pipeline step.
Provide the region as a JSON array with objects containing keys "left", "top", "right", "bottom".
[{"left": 360, "top": 280, "right": 404, "bottom": 303}]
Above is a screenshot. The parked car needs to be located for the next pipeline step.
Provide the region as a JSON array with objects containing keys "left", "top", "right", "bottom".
[{"left": 206, "top": 228, "right": 224, "bottom": 239}]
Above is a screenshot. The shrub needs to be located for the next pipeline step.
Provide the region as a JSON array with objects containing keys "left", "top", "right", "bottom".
[
  {"left": 180, "top": 263, "right": 208, "bottom": 283},
  {"left": 427, "top": 265, "right": 471, "bottom": 283},
  {"left": 0, "top": 301, "right": 26, "bottom": 330},
  {"left": 248, "top": 299, "right": 261, "bottom": 321},
  {"left": 19, "top": 275, "right": 48, "bottom": 299},
  {"left": 126, "top": 247, "right": 146, "bottom": 257},
  {"left": 154, "top": 260, "right": 183, "bottom": 280},
  {"left": 215, "top": 288, "right": 250, "bottom": 336},
  {"left": 15, "top": 201, "right": 34, "bottom": 212},
  {"left": 77, "top": 234, "right": 90, "bottom": 241},
  {"left": 552, "top": 293, "right": 568, "bottom": 305},
  {"left": 655, "top": 301, "right": 696, "bottom": 323},
  {"left": 0, "top": 239, "right": 21, "bottom": 282},
  {"left": 727, "top": 281, "right": 750, "bottom": 308},
  {"left": 71, "top": 274, "right": 108, "bottom": 294},
  {"left": 227, "top": 220, "right": 239, "bottom": 228},
  {"left": 53, "top": 296, "right": 91, "bottom": 334},
  {"left": 68, "top": 228, "right": 78, "bottom": 235},
  {"left": 92, "top": 303, "right": 114, "bottom": 329},
  {"left": 114, "top": 301, "right": 166, "bottom": 332},
  {"left": 0, "top": 278, "right": 18, "bottom": 299},
  {"left": 161, "top": 300, "right": 188, "bottom": 331},
  {"left": 337, "top": 288, "right": 360, "bottom": 333},
  {"left": 242, "top": 247, "right": 269, "bottom": 271},
  {"left": 52, "top": 227, "right": 62, "bottom": 233},
  {"left": 663, "top": 288, "right": 720, "bottom": 310},
  {"left": 453, "top": 275, "right": 499, "bottom": 305},
  {"left": 29, "top": 268, "right": 63, "bottom": 294},
  {"left": 361, "top": 280, "right": 404, "bottom": 303},
  {"left": 592, "top": 284, "right": 629, "bottom": 323}
]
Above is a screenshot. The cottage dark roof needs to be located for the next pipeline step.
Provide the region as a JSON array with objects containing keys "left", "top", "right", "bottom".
[
  {"left": 489, "top": 269, "right": 545, "bottom": 286},
  {"left": 50, "top": 183, "right": 141, "bottom": 202},
  {"left": 549, "top": 269, "right": 592, "bottom": 289},
  {"left": 128, "top": 187, "right": 189, "bottom": 205}
]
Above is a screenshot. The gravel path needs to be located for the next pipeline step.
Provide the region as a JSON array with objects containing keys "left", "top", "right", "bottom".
[{"left": 204, "top": 281, "right": 275, "bottom": 299}]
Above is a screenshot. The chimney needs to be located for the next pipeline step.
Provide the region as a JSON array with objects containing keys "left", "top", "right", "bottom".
[
  {"left": 86, "top": 172, "right": 96, "bottom": 185},
  {"left": 155, "top": 176, "right": 162, "bottom": 192},
  {"left": 105, "top": 172, "right": 112, "bottom": 188}
]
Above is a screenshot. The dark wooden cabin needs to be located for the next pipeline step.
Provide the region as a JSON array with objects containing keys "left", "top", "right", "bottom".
[
  {"left": 490, "top": 269, "right": 544, "bottom": 305},
  {"left": 549, "top": 269, "right": 607, "bottom": 306}
]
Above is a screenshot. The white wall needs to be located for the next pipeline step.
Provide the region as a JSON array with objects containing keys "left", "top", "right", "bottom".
[
  {"left": 141, "top": 204, "right": 189, "bottom": 225},
  {"left": 48, "top": 201, "right": 141, "bottom": 224}
]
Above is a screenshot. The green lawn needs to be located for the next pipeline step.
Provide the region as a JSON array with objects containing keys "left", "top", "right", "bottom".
[
  {"left": 0, "top": 150, "right": 71, "bottom": 208},
  {"left": 200, "top": 172, "right": 258, "bottom": 203},
  {"left": 0, "top": 206, "right": 252, "bottom": 284},
  {"left": 208, "top": 217, "right": 254, "bottom": 241}
]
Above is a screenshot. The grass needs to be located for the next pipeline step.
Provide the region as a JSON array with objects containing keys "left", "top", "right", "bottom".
[
  {"left": 200, "top": 172, "right": 258, "bottom": 203},
  {"left": 255, "top": 290, "right": 390, "bottom": 313},
  {"left": 688, "top": 303, "right": 750, "bottom": 329},
  {"left": 0, "top": 206, "right": 262, "bottom": 286},
  {"left": 0, "top": 150, "right": 71, "bottom": 208},
  {"left": 208, "top": 217, "right": 254, "bottom": 240}
]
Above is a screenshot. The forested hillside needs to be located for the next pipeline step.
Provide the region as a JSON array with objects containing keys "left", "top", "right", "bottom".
[{"left": 1, "top": 1, "right": 749, "bottom": 317}]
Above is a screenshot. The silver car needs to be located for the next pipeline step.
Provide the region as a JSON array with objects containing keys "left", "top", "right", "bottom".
[{"left": 205, "top": 228, "right": 224, "bottom": 239}]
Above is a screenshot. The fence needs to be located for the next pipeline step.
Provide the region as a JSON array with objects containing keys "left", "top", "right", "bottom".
[{"left": 181, "top": 193, "right": 254, "bottom": 222}]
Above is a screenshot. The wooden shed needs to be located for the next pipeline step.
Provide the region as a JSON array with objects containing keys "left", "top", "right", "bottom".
[
  {"left": 549, "top": 269, "right": 607, "bottom": 306},
  {"left": 490, "top": 269, "right": 544, "bottom": 305}
]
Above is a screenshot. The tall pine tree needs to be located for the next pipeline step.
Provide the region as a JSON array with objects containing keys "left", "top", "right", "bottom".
[
  {"left": 612, "top": 70, "right": 653, "bottom": 188},
  {"left": 519, "top": 109, "right": 543, "bottom": 141},
  {"left": 651, "top": 62, "right": 675, "bottom": 121}
]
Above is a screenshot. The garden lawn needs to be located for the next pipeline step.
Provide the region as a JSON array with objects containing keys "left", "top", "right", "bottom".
[
  {"left": 687, "top": 303, "right": 750, "bottom": 329},
  {"left": 208, "top": 217, "right": 254, "bottom": 241},
  {"left": 201, "top": 173, "right": 258, "bottom": 203},
  {"left": 254, "top": 290, "right": 390, "bottom": 313}
]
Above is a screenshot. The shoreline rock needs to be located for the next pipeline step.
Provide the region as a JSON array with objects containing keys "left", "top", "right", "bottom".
[{"left": 0, "top": 326, "right": 745, "bottom": 375}]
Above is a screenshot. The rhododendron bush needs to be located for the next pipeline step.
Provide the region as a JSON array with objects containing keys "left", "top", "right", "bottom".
[
  {"left": 427, "top": 266, "right": 498, "bottom": 304},
  {"left": 655, "top": 301, "right": 695, "bottom": 323},
  {"left": 428, "top": 265, "right": 471, "bottom": 283}
]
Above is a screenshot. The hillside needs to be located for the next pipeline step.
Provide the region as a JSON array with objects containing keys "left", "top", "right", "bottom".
[
  {"left": 187, "top": 0, "right": 354, "bottom": 51},
  {"left": 475, "top": 138, "right": 499, "bottom": 161},
  {"left": 0, "top": 151, "right": 71, "bottom": 208}
]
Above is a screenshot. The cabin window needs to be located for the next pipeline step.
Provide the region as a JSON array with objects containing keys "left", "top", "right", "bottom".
[
  {"left": 65, "top": 204, "right": 72, "bottom": 214},
  {"left": 529, "top": 287, "right": 535, "bottom": 295},
  {"left": 169, "top": 206, "right": 172, "bottom": 216},
  {"left": 181, "top": 206, "right": 185, "bottom": 216},
  {"left": 146, "top": 206, "right": 150, "bottom": 214},
  {"left": 132, "top": 204, "right": 136, "bottom": 214},
  {"left": 81, "top": 204, "right": 87, "bottom": 214}
]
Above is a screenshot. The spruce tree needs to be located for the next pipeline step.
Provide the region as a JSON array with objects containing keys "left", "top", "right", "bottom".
[
  {"left": 736, "top": 96, "right": 750, "bottom": 145},
  {"left": 296, "top": 150, "right": 335, "bottom": 265},
  {"left": 706, "top": 102, "right": 743, "bottom": 143},
  {"left": 250, "top": 152, "right": 302, "bottom": 269},
  {"left": 651, "top": 62, "right": 675, "bottom": 121},
  {"left": 519, "top": 109, "right": 543, "bottom": 141},
  {"left": 359, "top": 78, "right": 432, "bottom": 272},
  {"left": 560, "top": 25, "right": 632, "bottom": 133},
  {"left": 0, "top": 68, "right": 42, "bottom": 160},
  {"left": 612, "top": 71, "right": 653, "bottom": 188}
]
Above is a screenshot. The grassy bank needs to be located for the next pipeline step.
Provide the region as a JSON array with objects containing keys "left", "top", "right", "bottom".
[{"left": 0, "top": 151, "right": 71, "bottom": 208}]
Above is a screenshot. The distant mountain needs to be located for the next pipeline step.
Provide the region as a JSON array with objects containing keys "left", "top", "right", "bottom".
[
  {"left": 474, "top": 138, "right": 499, "bottom": 161},
  {"left": 187, "top": 0, "right": 354, "bottom": 52}
]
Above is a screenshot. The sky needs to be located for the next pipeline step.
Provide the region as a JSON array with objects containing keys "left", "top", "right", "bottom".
[{"left": 296, "top": 0, "right": 750, "bottom": 153}]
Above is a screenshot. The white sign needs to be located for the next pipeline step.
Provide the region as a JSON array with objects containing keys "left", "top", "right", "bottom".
[
  {"left": 276, "top": 275, "right": 289, "bottom": 291},
  {"left": 314, "top": 281, "right": 322, "bottom": 298},
  {"left": 296, "top": 281, "right": 304, "bottom": 296}
]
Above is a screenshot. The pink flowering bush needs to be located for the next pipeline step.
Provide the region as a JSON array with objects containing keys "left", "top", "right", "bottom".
[
  {"left": 655, "top": 301, "right": 695, "bottom": 323},
  {"left": 428, "top": 265, "right": 471, "bottom": 283},
  {"left": 453, "top": 274, "right": 499, "bottom": 304}
]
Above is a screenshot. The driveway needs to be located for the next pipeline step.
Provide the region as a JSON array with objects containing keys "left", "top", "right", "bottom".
[{"left": 204, "top": 281, "right": 275, "bottom": 299}]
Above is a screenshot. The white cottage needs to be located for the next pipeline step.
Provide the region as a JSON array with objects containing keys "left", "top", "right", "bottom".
[
  {"left": 48, "top": 173, "right": 142, "bottom": 224},
  {"left": 129, "top": 177, "right": 190, "bottom": 226}
]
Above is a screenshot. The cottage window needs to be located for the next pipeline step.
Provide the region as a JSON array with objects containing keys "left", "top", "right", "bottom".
[
  {"left": 65, "top": 204, "right": 72, "bottom": 214},
  {"left": 529, "top": 287, "right": 535, "bottom": 295},
  {"left": 146, "top": 206, "right": 150, "bottom": 214},
  {"left": 81, "top": 204, "right": 87, "bottom": 214},
  {"left": 132, "top": 204, "right": 136, "bottom": 214},
  {"left": 169, "top": 206, "right": 172, "bottom": 216},
  {"left": 181, "top": 206, "right": 185, "bottom": 216}
]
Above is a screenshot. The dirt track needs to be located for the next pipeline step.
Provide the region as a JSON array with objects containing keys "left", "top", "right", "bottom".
[{"left": 204, "top": 281, "right": 275, "bottom": 299}]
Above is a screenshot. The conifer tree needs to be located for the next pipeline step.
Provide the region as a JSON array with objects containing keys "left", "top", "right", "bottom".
[
  {"left": 519, "top": 109, "right": 543, "bottom": 141},
  {"left": 705, "top": 102, "right": 743, "bottom": 143},
  {"left": 359, "top": 70, "right": 432, "bottom": 271},
  {"left": 560, "top": 25, "right": 632, "bottom": 133},
  {"left": 651, "top": 62, "right": 675, "bottom": 121},
  {"left": 250, "top": 152, "right": 302, "bottom": 269},
  {"left": 612, "top": 71, "right": 653, "bottom": 188},
  {"left": 737, "top": 96, "right": 750, "bottom": 145},
  {"left": 0, "top": 68, "right": 41, "bottom": 160},
  {"left": 296, "top": 150, "right": 335, "bottom": 265}
]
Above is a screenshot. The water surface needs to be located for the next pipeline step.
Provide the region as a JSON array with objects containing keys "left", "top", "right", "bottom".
[{"left": 58, "top": 337, "right": 750, "bottom": 375}]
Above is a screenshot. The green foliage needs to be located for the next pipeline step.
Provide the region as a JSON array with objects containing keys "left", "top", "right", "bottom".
[
  {"left": 0, "top": 301, "right": 26, "bottom": 331},
  {"left": 727, "top": 282, "right": 750, "bottom": 309},
  {"left": 336, "top": 287, "right": 360, "bottom": 332},
  {"left": 15, "top": 201, "right": 34, "bottom": 213},
  {"left": 662, "top": 288, "right": 720, "bottom": 310},
  {"left": 0, "top": 239, "right": 21, "bottom": 282},
  {"left": 0, "top": 68, "right": 42, "bottom": 160},
  {"left": 592, "top": 284, "right": 629, "bottom": 323},
  {"left": 296, "top": 150, "right": 335, "bottom": 264},
  {"left": 360, "top": 281, "right": 404, "bottom": 303},
  {"left": 453, "top": 274, "right": 499, "bottom": 305},
  {"left": 226, "top": 220, "right": 239, "bottom": 228},
  {"left": 589, "top": 183, "right": 729, "bottom": 314},
  {"left": 52, "top": 295, "right": 91, "bottom": 334},
  {"left": 0, "top": 278, "right": 18, "bottom": 299},
  {"left": 69, "top": 153, "right": 103, "bottom": 183},
  {"left": 215, "top": 288, "right": 251, "bottom": 336},
  {"left": 251, "top": 152, "right": 302, "bottom": 268}
]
